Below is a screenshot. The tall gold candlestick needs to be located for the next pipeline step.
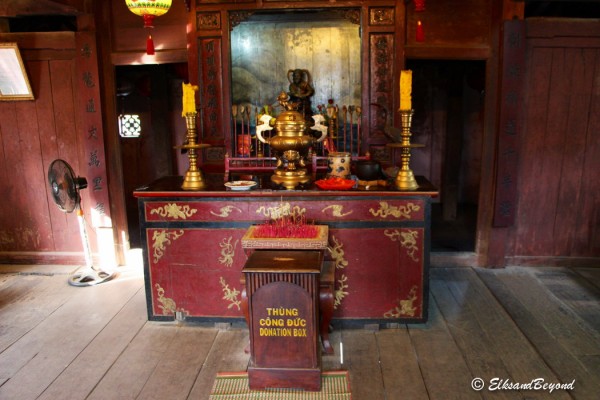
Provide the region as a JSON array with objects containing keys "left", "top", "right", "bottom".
[
  {"left": 396, "top": 110, "right": 418, "bottom": 190},
  {"left": 176, "top": 112, "right": 210, "bottom": 190},
  {"left": 386, "top": 109, "right": 422, "bottom": 190}
]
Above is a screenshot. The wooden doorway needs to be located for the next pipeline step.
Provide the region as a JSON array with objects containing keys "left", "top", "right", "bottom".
[
  {"left": 407, "top": 60, "right": 486, "bottom": 252},
  {"left": 115, "top": 63, "right": 188, "bottom": 247}
]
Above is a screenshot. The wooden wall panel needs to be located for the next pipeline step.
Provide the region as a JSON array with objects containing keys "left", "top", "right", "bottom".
[
  {"left": 553, "top": 48, "right": 596, "bottom": 255},
  {"left": 0, "top": 29, "right": 111, "bottom": 264},
  {"left": 512, "top": 20, "right": 600, "bottom": 260}
]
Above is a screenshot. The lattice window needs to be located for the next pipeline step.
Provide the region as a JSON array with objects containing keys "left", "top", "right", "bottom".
[{"left": 118, "top": 114, "right": 141, "bottom": 138}]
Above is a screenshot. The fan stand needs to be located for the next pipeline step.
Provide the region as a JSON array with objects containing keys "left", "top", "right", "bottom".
[{"left": 69, "top": 207, "right": 118, "bottom": 287}]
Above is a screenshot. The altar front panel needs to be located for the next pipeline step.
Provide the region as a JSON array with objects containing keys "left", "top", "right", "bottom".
[{"left": 136, "top": 179, "right": 434, "bottom": 325}]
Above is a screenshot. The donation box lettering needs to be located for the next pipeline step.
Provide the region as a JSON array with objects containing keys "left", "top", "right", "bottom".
[{"left": 252, "top": 281, "right": 316, "bottom": 367}]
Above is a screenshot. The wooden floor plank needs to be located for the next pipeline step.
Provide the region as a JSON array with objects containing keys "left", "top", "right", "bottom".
[
  {"left": 0, "top": 273, "right": 47, "bottom": 309},
  {"left": 136, "top": 326, "right": 219, "bottom": 400},
  {"left": 479, "top": 267, "right": 600, "bottom": 396},
  {"left": 85, "top": 323, "right": 179, "bottom": 400},
  {"left": 0, "top": 272, "right": 20, "bottom": 295},
  {"left": 187, "top": 329, "right": 250, "bottom": 400},
  {"left": 491, "top": 268, "right": 600, "bottom": 356},
  {"left": 573, "top": 267, "right": 600, "bottom": 291},
  {"left": 341, "top": 330, "right": 386, "bottom": 400},
  {"left": 408, "top": 290, "right": 482, "bottom": 400},
  {"left": 473, "top": 268, "right": 578, "bottom": 399},
  {"left": 0, "top": 273, "right": 75, "bottom": 353},
  {"left": 0, "top": 274, "right": 143, "bottom": 400},
  {"left": 0, "top": 262, "right": 597, "bottom": 399},
  {"left": 431, "top": 271, "right": 515, "bottom": 400},
  {"left": 376, "top": 328, "right": 429, "bottom": 400},
  {"left": 533, "top": 267, "right": 600, "bottom": 338},
  {"left": 36, "top": 287, "right": 148, "bottom": 400}
]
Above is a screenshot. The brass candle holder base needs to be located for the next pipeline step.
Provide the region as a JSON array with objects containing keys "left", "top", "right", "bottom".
[
  {"left": 175, "top": 112, "right": 211, "bottom": 191},
  {"left": 386, "top": 109, "right": 424, "bottom": 191},
  {"left": 395, "top": 167, "right": 419, "bottom": 190},
  {"left": 177, "top": 143, "right": 211, "bottom": 190}
]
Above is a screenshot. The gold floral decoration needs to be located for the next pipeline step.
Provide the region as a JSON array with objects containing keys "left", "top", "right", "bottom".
[
  {"left": 327, "top": 235, "right": 348, "bottom": 270},
  {"left": 334, "top": 274, "right": 349, "bottom": 309},
  {"left": 384, "top": 286, "right": 418, "bottom": 318},
  {"left": 152, "top": 230, "right": 184, "bottom": 263},
  {"left": 321, "top": 204, "right": 353, "bottom": 218},
  {"left": 256, "top": 203, "right": 306, "bottom": 219},
  {"left": 384, "top": 229, "right": 420, "bottom": 262},
  {"left": 210, "top": 205, "right": 242, "bottom": 217},
  {"left": 218, "top": 236, "right": 238, "bottom": 267},
  {"left": 150, "top": 203, "right": 197, "bottom": 219},
  {"left": 155, "top": 283, "right": 187, "bottom": 316},
  {"left": 369, "top": 201, "right": 420, "bottom": 219},
  {"left": 219, "top": 277, "right": 241, "bottom": 310}
]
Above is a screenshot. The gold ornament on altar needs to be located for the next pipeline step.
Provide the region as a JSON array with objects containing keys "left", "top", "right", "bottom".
[
  {"left": 175, "top": 83, "right": 210, "bottom": 190},
  {"left": 256, "top": 91, "right": 327, "bottom": 190},
  {"left": 387, "top": 70, "right": 424, "bottom": 190}
]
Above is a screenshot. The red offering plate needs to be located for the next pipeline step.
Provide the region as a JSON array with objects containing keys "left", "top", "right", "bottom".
[{"left": 315, "top": 177, "right": 356, "bottom": 190}]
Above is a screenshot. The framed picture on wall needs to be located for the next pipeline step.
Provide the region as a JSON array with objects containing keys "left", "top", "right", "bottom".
[{"left": 0, "top": 42, "right": 34, "bottom": 101}]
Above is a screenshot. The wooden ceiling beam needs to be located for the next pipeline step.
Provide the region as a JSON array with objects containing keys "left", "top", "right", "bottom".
[{"left": 0, "top": 0, "right": 80, "bottom": 17}]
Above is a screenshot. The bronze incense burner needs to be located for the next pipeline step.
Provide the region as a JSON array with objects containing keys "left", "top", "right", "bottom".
[{"left": 256, "top": 92, "right": 327, "bottom": 189}]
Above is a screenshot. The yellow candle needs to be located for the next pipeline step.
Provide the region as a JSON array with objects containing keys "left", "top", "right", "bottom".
[
  {"left": 399, "top": 70, "right": 412, "bottom": 111},
  {"left": 182, "top": 83, "right": 199, "bottom": 116}
]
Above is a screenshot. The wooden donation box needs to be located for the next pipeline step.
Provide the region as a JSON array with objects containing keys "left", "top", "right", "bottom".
[{"left": 243, "top": 250, "right": 323, "bottom": 391}]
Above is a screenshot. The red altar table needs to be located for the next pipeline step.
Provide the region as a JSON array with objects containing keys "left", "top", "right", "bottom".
[{"left": 133, "top": 173, "right": 438, "bottom": 326}]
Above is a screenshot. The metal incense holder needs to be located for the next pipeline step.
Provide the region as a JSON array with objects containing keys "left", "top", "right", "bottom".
[
  {"left": 386, "top": 110, "right": 423, "bottom": 190},
  {"left": 256, "top": 92, "right": 326, "bottom": 190},
  {"left": 175, "top": 112, "right": 211, "bottom": 190}
]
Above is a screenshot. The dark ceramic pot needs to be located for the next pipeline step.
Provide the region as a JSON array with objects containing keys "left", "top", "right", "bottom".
[{"left": 354, "top": 160, "right": 382, "bottom": 180}]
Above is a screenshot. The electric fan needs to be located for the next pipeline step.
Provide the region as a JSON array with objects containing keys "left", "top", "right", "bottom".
[{"left": 47, "top": 159, "right": 118, "bottom": 286}]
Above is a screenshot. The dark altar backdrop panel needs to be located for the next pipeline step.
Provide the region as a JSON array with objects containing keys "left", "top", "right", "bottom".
[
  {"left": 512, "top": 20, "right": 600, "bottom": 260},
  {"left": 230, "top": 17, "right": 361, "bottom": 115}
]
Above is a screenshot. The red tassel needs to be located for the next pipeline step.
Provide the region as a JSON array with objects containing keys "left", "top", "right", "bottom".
[
  {"left": 414, "top": 0, "right": 426, "bottom": 12},
  {"left": 416, "top": 20, "right": 425, "bottom": 42},
  {"left": 146, "top": 33, "right": 155, "bottom": 55}
]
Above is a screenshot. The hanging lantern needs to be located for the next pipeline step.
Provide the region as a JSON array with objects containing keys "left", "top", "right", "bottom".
[{"left": 125, "top": 0, "right": 172, "bottom": 55}]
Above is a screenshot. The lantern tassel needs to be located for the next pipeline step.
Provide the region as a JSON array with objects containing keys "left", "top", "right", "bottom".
[
  {"left": 146, "top": 33, "right": 155, "bottom": 55},
  {"left": 416, "top": 20, "right": 425, "bottom": 42}
]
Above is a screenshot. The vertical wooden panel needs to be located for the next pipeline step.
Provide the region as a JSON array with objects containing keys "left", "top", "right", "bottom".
[
  {"left": 34, "top": 60, "right": 61, "bottom": 250},
  {"left": 514, "top": 47, "right": 553, "bottom": 256},
  {"left": 493, "top": 20, "right": 525, "bottom": 227},
  {"left": 572, "top": 49, "right": 600, "bottom": 256},
  {"left": 553, "top": 48, "right": 596, "bottom": 255},
  {"left": 367, "top": 33, "right": 394, "bottom": 159},
  {"left": 514, "top": 19, "right": 600, "bottom": 260},
  {"left": 16, "top": 94, "right": 47, "bottom": 250},
  {"left": 49, "top": 60, "right": 81, "bottom": 252},
  {"left": 75, "top": 32, "right": 112, "bottom": 231},
  {"left": 0, "top": 102, "right": 24, "bottom": 251},
  {"left": 199, "top": 37, "right": 224, "bottom": 146}
]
